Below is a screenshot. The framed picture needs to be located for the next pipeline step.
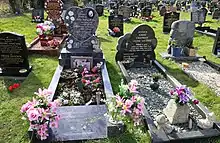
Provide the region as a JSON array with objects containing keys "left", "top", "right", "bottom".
[{"left": 70, "top": 56, "right": 93, "bottom": 70}]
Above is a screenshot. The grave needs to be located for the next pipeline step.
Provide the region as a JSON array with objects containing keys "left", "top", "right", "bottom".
[
  {"left": 118, "top": 5, "right": 132, "bottom": 22},
  {"left": 212, "top": 8, "right": 220, "bottom": 19},
  {"left": 28, "top": 0, "right": 67, "bottom": 56},
  {"left": 0, "top": 32, "right": 32, "bottom": 78},
  {"left": 115, "top": 24, "right": 220, "bottom": 143},
  {"left": 163, "top": 12, "right": 180, "bottom": 34},
  {"left": 195, "top": 26, "right": 217, "bottom": 38},
  {"left": 96, "top": 4, "right": 104, "bottom": 16},
  {"left": 31, "top": 0, "right": 44, "bottom": 23},
  {"left": 140, "top": 6, "right": 152, "bottom": 20},
  {"left": 46, "top": 6, "right": 124, "bottom": 142},
  {"left": 212, "top": 28, "right": 220, "bottom": 57},
  {"left": 191, "top": 9, "right": 206, "bottom": 26},
  {"left": 159, "top": 5, "right": 167, "bottom": 16},
  {"left": 108, "top": 15, "right": 124, "bottom": 37}
]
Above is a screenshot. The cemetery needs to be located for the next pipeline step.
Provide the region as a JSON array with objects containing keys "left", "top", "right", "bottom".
[{"left": 0, "top": 0, "right": 220, "bottom": 143}]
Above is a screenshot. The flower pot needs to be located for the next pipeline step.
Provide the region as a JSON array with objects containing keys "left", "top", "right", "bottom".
[
  {"left": 171, "top": 47, "right": 182, "bottom": 57},
  {"left": 150, "top": 82, "right": 159, "bottom": 91},
  {"left": 188, "top": 48, "right": 196, "bottom": 57},
  {"left": 163, "top": 99, "right": 190, "bottom": 124}
]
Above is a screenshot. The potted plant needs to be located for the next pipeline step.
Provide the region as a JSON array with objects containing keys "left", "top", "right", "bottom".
[
  {"left": 36, "top": 21, "right": 55, "bottom": 46},
  {"left": 163, "top": 85, "right": 199, "bottom": 124},
  {"left": 170, "top": 39, "right": 182, "bottom": 57},
  {"left": 107, "top": 80, "right": 145, "bottom": 126},
  {"left": 150, "top": 73, "right": 162, "bottom": 91},
  {"left": 20, "top": 88, "right": 61, "bottom": 143}
]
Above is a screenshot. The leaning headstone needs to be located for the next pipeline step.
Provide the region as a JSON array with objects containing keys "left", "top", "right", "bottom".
[
  {"left": 159, "top": 6, "right": 167, "bottom": 16},
  {"left": 108, "top": 15, "right": 124, "bottom": 37},
  {"left": 96, "top": 4, "right": 104, "bottom": 16},
  {"left": 212, "top": 28, "right": 220, "bottom": 56},
  {"left": 31, "top": 0, "right": 44, "bottom": 23},
  {"left": 0, "top": 32, "right": 32, "bottom": 77},
  {"left": 212, "top": 8, "right": 220, "bottom": 19},
  {"left": 191, "top": 9, "right": 205, "bottom": 25},
  {"left": 167, "top": 20, "right": 195, "bottom": 55},
  {"left": 116, "top": 24, "right": 157, "bottom": 66},
  {"left": 163, "top": 12, "right": 180, "bottom": 34}
]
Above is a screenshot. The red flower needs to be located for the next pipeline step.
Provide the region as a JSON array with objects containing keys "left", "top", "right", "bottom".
[
  {"left": 93, "top": 77, "right": 100, "bottom": 83},
  {"left": 8, "top": 86, "right": 13, "bottom": 92},
  {"left": 81, "top": 79, "right": 87, "bottom": 83},
  {"left": 91, "top": 66, "right": 98, "bottom": 73},
  {"left": 193, "top": 100, "right": 199, "bottom": 105},
  {"left": 170, "top": 90, "right": 174, "bottom": 95},
  {"left": 12, "top": 83, "right": 20, "bottom": 89},
  {"left": 113, "top": 27, "right": 120, "bottom": 33}
]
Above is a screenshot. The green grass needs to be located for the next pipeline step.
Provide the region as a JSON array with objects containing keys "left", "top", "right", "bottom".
[{"left": 0, "top": 10, "right": 220, "bottom": 143}]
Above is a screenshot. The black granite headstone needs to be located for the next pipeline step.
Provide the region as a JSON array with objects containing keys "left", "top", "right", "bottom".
[
  {"left": 159, "top": 5, "right": 166, "bottom": 16},
  {"left": 116, "top": 24, "right": 157, "bottom": 64},
  {"left": 118, "top": 5, "right": 132, "bottom": 20},
  {"left": 31, "top": 0, "right": 44, "bottom": 22},
  {"left": 212, "top": 28, "right": 220, "bottom": 55},
  {"left": 141, "top": 6, "right": 152, "bottom": 17},
  {"left": 96, "top": 4, "right": 104, "bottom": 16},
  {"left": 0, "top": 32, "right": 32, "bottom": 77},
  {"left": 163, "top": 12, "right": 180, "bottom": 34},
  {"left": 51, "top": 105, "right": 107, "bottom": 141},
  {"left": 108, "top": 15, "right": 124, "bottom": 37}
]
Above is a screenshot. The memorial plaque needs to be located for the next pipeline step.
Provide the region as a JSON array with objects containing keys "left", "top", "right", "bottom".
[
  {"left": 212, "top": 28, "right": 220, "bottom": 55},
  {"left": 212, "top": 8, "right": 220, "bottom": 19},
  {"left": 96, "top": 4, "right": 104, "bottom": 16},
  {"left": 0, "top": 32, "right": 32, "bottom": 77},
  {"left": 45, "top": 0, "right": 63, "bottom": 23},
  {"left": 163, "top": 12, "right": 180, "bottom": 33},
  {"left": 116, "top": 24, "right": 157, "bottom": 64},
  {"left": 64, "top": 7, "right": 99, "bottom": 41},
  {"left": 191, "top": 9, "right": 205, "bottom": 25},
  {"left": 108, "top": 15, "right": 124, "bottom": 37},
  {"left": 51, "top": 105, "right": 107, "bottom": 141}
]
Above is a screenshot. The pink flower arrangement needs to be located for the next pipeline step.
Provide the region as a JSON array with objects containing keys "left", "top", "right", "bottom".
[
  {"left": 21, "top": 88, "right": 61, "bottom": 140},
  {"left": 111, "top": 80, "right": 145, "bottom": 126},
  {"left": 36, "top": 21, "right": 55, "bottom": 36}
]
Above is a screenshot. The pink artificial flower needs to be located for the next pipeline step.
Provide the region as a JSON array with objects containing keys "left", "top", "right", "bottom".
[
  {"left": 116, "top": 95, "right": 124, "bottom": 107},
  {"left": 20, "top": 101, "right": 33, "bottom": 113},
  {"left": 170, "top": 90, "right": 174, "bottom": 95},
  {"left": 85, "top": 80, "right": 91, "bottom": 86},
  {"left": 81, "top": 68, "right": 89, "bottom": 76},
  {"left": 91, "top": 66, "right": 98, "bottom": 73},
  {"left": 131, "top": 96, "right": 137, "bottom": 103},
  {"left": 93, "top": 77, "right": 100, "bottom": 83},
  {"left": 122, "top": 104, "right": 132, "bottom": 114},
  {"left": 27, "top": 108, "right": 40, "bottom": 121},
  {"left": 125, "top": 99, "right": 133, "bottom": 108},
  {"left": 34, "top": 88, "right": 52, "bottom": 98},
  {"left": 134, "top": 107, "right": 141, "bottom": 115},
  {"left": 50, "top": 121, "right": 59, "bottom": 128},
  {"left": 128, "top": 80, "right": 138, "bottom": 93}
]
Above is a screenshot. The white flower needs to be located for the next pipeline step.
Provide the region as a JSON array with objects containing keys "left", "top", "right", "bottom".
[
  {"left": 70, "top": 17, "right": 75, "bottom": 21},
  {"left": 67, "top": 44, "right": 72, "bottom": 49},
  {"left": 63, "top": 100, "right": 69, "bottom": 105},
  {"left": 66, "top": 16, "right": 69, "bottom": 20},
  {"left": 68, "top": 11, "right": 74, "bottom": 16},
  {"left": 69, "top": 40, "right": 73, "bottom": 44}
]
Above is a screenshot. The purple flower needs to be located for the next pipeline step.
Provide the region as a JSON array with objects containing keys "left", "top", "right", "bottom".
[{"left": 178, "top": 93, "right": 190, "bottom": 104}]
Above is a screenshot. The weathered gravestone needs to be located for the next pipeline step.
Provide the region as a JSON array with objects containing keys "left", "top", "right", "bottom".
[
  {"left": 167, "top": 20, "right": 195, "bottom": 55},
  {"left": 212, "top": 8, "right": 220, "bottom": 19},
  {"left": 191, "top": 9, "right": 206, "bottom": 25},
  {"left": 31, "top": 0, "right": 44, "bottom": 23},
  {"left": 45, "top": 0, "right": 67, "bottom": 35},
  {"left": 61, "top": 6, "right": 103, "bottom": 68},
  {"left": 96, "top": 4, "right": 104, "bottom": 16},
  {"left": 159, "top": 5, "right": 167, "bottom": 16},
  {"left": 212, "top": 28, "right": 220, "bottom": 56},
  {"left": 116, "top": 24, "right": 157, "bottom": 66},
  {"left": 163, "top": 12, "right": 180, "bottom": 34},
  {"left": 0, "top": 32, "right": 32, "bottom": 77},
  {"left": 141, "top": 6, "right": 152, "bottom": 17},
  {"left": 108, "top": 15, "right": 124, "bottom": 37},
  {"left": 51, "top": 105, "right": 108, "bottom": 141},
  {"left": 118, "top": 5, "right": 132, "bottom": 21}
]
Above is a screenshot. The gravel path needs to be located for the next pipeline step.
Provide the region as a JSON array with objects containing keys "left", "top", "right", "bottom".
[
  {"left": 127, "top": 67, "right": 203, "bottom": 133},
  {"left": 182, "top": 62, "right": 220, "bottom": 96}
]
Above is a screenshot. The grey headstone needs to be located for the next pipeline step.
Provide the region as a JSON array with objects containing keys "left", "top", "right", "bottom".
[
  {"left": 160, "top": 6, "right": 166, "bottom": 16},
  {"left": 212, "top": 8, "right": 220, "bottom": 19},
  {"left": 191, "top": 9, "right": 206, "bottom": 25},
  {"left": 118, "top": 5, "right": 132, "bottom": 20}
]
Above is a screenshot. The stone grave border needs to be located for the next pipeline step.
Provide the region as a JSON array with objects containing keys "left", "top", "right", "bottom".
[
  {"left": 195, "top": 26, "right": 217, "bottom": 38},
  {"left": 116, "top": 59, "right": 220, "bottom": 143},
  {"left": 28, "top": 35, "right": 67, "bottom": 56},
  {"left": 46, "top": 60, "right": 125, "bottom": 142}
]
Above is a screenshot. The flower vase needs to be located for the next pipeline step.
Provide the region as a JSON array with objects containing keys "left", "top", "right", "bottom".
[
  {"left": 171, "top": 47, "right": 182, "bottom": 57},
  {"left": 163, "top": 99, "right": 190, "bottom": 124},
  {"left": 28, "top": 128, "right": 52, "bottom": 143}
]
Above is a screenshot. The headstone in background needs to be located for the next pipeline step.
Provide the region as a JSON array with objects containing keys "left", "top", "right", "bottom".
[
  {"left": 31, "top": 0, "right": 44, "bottom": 22},
  {"left": 0, "top": 32, "right": 32, "bottom": 77},
  {"left": 212, "top": 8, "right": 220, "bottom": 19},
  {"left": 108, "top": 15, "right": 124, "bottom": 37},
  {"left": 191, "top": 9, "right": 205, "bottom": 25},
  {"left": 141, "top": 6, "right": 152, "bottom": 17},
  {"left": 159, "top": 6, "right": 167, "bottom": 16},
  {"left": 200, "top": 7, "right": 208, "bottom": 20},
  {"left": 109, "top": 2, "right": 118, "bottom": 15},
  {"left": 167, "top": 20, "right": 195, "bottom": 54},
  {"left": 163, "top": 12, "right": 180, "bottom": 34},
  {"left": 212, "top": 28, "right": 220, "bottom": 56},
  {"left": 118, "top": 5, "right": 132, "bottom": 21},
  {"left": 96, "top": 4, "right": 104, "bottom": 16},
  {"left": 116, "top": 24, "right": 157, "bottom": 65}
]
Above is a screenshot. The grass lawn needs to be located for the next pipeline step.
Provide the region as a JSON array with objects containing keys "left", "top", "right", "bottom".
[{"left": 0, "top": 10, "right": 220, "bottom": 143}]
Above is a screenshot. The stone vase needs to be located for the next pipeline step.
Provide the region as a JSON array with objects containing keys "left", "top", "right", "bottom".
[{"left": 163, "top": 99, "right": 190, "bottom": 124}]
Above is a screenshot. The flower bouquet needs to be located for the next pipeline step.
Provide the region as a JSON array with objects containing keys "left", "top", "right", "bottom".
[
  {"left": 107, "top": 80, "right": 145, "bottom": 126},
  {"left": 163, "top": 85, "right": 199, "bottom": 124},
  {"left": 21, "top": 88, "right": 61, "bottom": 141}
]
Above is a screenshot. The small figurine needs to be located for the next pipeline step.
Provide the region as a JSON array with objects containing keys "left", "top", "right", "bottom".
[
  {"left": 154, "top": 114, "right": 174, "bottom": 134},
  {"left": 197, "top": 112, "right": 215, "bottom": 129}
]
